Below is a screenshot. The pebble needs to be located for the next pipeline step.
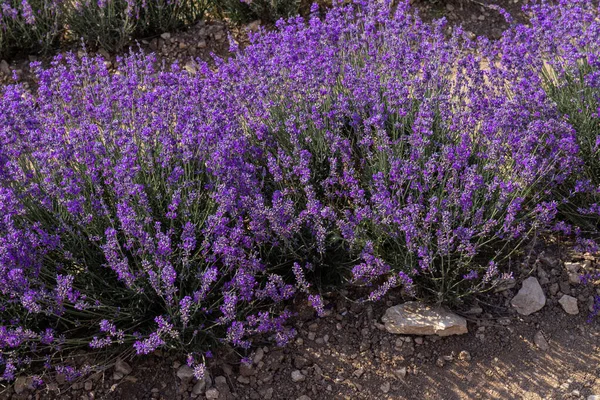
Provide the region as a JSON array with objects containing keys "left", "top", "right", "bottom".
[
  {"left": 458, "top": 351, "right": 471, "bottom": 361},
  {"left": 297, "top": 396, "right": 311, "bottom": 400},
  {"left": 177, "top": 365, "right": 195, "bottom": 380},
  {"left": 13, "top": 376, "right": 31, "bottom": 394},
  {"left": 192, "top": 379, "right": 206, "bottom": 395},
  {"left": 534, "top": 331, "right": 549, "bottom": 351},
  {"left": 308, "top": 332, "right": 316, "bottom": 341},
  {"left": 558, "top": 295, "right": 579, "bottom": 315},
  {"left": 205, "top": 388, "right": 219, "bottom": 399},
  {"left": 263, "top": 388, "right": 274, "bottom": 399},
  {"left": 237, "top": 376, "right": 250, "bottom": 384},
  {"left": 588, "top": 395, "right": 600, "bottom": 400},
  {"left": 394, "top": 367, "right": 407, "bottom": 378},
  {"left": 308, "top": 323, "right": 319, "bottom": 332},
  {"left": 568, "top": 273, "right": 582, "bottom": 285},
  {"left": 381, "top": 382, "right": 391, "bottom": 393},
  {"left": 436, "top": 358, "right": 445, "bottom": 367},
  {"left": 414, "top": 337, "right": 424, "bottom": 345},
  {"left": 353, "top": 368, "right": 365, "bottom": 378},
  {"left": 0, "top": 60, "right": 10, "bottom": 76},
  {"left": 291, "top": 370, "right": 306, "bottom": 383},
  {"left": 253, "top": 348, "right": 265, "bottom": 364},
  {"left": 239, "top": 363, "right": 254, "bottom": 377},
  {"left": 84, "top": 381, "right": 93, "bottom": 391},
  {"left": 160, "top": 32, "right": 171, "bottom": 40},
  {"left": 115, "top": 358, "right": 132, "bottom": 376}
]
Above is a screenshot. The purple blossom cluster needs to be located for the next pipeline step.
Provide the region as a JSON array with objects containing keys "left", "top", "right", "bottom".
[{"left": 0, "top": 0, "right": 598, "bottom": 382}]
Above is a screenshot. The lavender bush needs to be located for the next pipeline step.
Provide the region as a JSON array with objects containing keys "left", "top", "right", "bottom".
[
  {"left": 0, "top": 0, "right": 591, "bottom": 383},
  {"left": 212, "top": 0, "right": 302, "bottom": 24},
  {"left": 65, "top": 0, "right": 209, "bottom": 52},
  {"left": 0, "top": 0, "right": 63, "bottom": 56}
]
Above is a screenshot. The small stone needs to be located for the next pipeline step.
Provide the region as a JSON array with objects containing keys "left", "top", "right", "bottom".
[
  {"left": 14, "top": 376, "right": 32, "bottom": 394},
  {"left": 214, "top": 32, "right": 224, "bottom": 41},
  {"left": 534, "top": 331, "right": 549, "bottom": 351},
  {"left": 84, "top": 381, "right": 93, "bottom": 391},
  {"left": 458, "top": 351, "right": 471, "bottom": 361},
  {"left": 205, "top": 388, "right": 219, "bottom": 399},
  {"left": 568, "top": 273, "right": 581, "bottom": 285},
  {"left": 291, "top": 370, "right": 305, "bottom": 383},
  {"left": 380, "top": 382, "right": 391, "bottom": 393},
  {"left": 558, "top": 295, "right": 579, "bottom": 315},
  {"left": 293, "top": 356, "right": 310, "bottom": 369},
  {"left": 253, "top": 348, "right": 264, "bottom": 364},
  {"left": 197, "top": 40, "right": 207, "bottom": 48},
  {"left": 297, "top": 396, "right": 311, "bottom": 400},
  {"left": 353, "top": 368, "right": 365, "bottom": 378},
  {"left": 215, "top": 376, "right": 227, "bottom": 385},
  {"left": 177, "top": 365, "right": 195, "bottom": 380},
  {"left": 587, "top": 395, "right": 600, "bottom": 400},
  {"left": 112, "top": 371, "right": 124, "bottom": 381},
  {"left": 446, "top": 4, "right": 455, "bottom": 11},
  {"left": 414, "top": 337, "right": 423, "bottom": 345},
  {"left": 308, "top": 323, "right": 319, "bottom": 332},
  {"left": 161, "top": 32, "right": 171, "bottom": 40},
  {"left": 393, "top": 367, "right": 407, "bottom": 379},
  {"left": 237, "top": 376, "right": 250, "bottom": 384},
  {"left": 381, "top": 301, "right": 468, "bottom": 336},
  {"left": 464, "top": 305, "right": 483, "bottom": 315},
  {"left": 115, "top": 358, "right": 132, "bottom": 376},
  {"left": 0, "top": 60, "right": 10, "bottom": 76},
  {"left": 511, "top": 277, "right": 546, "bottom": 315},
  {"left": 192, "top": 379, "right": 206, "bottom": 395},
  {"left": 565, "top": 262, "right": 581, "bottom": 273},
  {"left": 308, "top": 332, "right": 316, "bottom": 341},
  {"left": 436, "top": 358, "right": 445, "bottom": 368},
  {"left": 239, "top": 363, "right": 254, "bottom": 377},
  {"left": 263, "top": 388, "right": 274, "bottom": 399},
  {"left": 549, "top": 283, "right": 559, "bottom": 296}
]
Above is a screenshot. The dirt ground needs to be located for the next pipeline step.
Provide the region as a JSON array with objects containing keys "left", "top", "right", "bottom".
[
  {"left": 5, "top": 241, "right": 599, "bottom": 400},
  {"left": 3, "top": 1, "right": 600, "bottom": 399}
]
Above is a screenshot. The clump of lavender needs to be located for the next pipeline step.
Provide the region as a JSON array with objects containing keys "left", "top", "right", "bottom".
[
  {"left": 0, "top": 0, "right": 588, "bottom": 382},
  {"left": 65, "top": 0, "right": 208, "bottom": 51},
  {"left": 0, "top": 0, "right": 63, "bottom": 56}
]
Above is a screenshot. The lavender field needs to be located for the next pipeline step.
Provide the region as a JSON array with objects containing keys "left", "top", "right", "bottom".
[{"left": 1, "top": 0, "right": 600, "bottom": 399}]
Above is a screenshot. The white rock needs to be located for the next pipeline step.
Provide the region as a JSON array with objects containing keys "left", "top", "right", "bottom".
[
  {"left": 160, "top": 32, "right": 171, "bottom": 40},
  {"left": 587, "top": 395, "right": 600, "bottom": 400},
  {"left": 559, "top": 295, "right": 579, "bottom": 315},
  {"left": 510, "top": 277, "right": 546, "bottom": 315},
  {"left": 291, "top": 370, "right": 305, "bottom": 382},
  {"left": 534, "top": 331, "right": 549, "bottom": 351},
  {"left": 381, "top": 301, "right": 468, "bottom": 336}
]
